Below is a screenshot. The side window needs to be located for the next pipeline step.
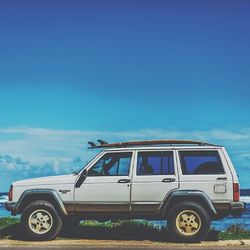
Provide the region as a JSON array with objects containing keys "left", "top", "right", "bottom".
[
  {"left": 88, "top": 152, "right": 132, "bottom": 176},
  {"left": 179, "top": 150, "right": 225, "bottom": 175},
  {"left": 137, "top": 151, "right": 174, "bottom": 175}
]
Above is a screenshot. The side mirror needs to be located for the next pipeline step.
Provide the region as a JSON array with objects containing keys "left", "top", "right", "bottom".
[{"left": 75, "top": 169, "right": 87, "bottom": 188}]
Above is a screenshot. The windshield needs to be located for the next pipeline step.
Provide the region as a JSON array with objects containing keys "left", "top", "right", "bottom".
[{"left": 74, "top": 150, "right": 102, "bottom": 175}]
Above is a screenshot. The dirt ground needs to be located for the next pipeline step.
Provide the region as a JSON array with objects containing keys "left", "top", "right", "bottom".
[{"left": 0, "top": 239, "right": 250, "bottom": 248}]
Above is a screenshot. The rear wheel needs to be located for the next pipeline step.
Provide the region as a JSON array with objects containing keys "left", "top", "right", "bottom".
[
  {"left": 168, "top": 201, "right": 211, "bottom": 242},
  {"left": 21, "top": 200, "right": 63, "bottom": 240}
]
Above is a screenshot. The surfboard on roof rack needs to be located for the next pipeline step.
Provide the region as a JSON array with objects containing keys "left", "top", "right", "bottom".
[
  {"left": 88, "top": 139, "right": 215, "bottom": 149},
  {"left": 88, "top": 139, "right": 109, "bottom": 148},
  {"left": 88, "top": 141, "right": 96, "bottom": 147},
  {"left": 97, "top": 139, "right": 108, "bottom": 145}
]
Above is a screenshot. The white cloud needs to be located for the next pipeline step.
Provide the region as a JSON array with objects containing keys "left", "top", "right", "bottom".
[
  {"left": 0, "top": 154, "right": 84, "bottom": 190},
  {"left": 0, "top": 126, "right": 250, "bottom": 163},
  {"left": 0, "top": 126, "right": 250, "bottom": 189}
]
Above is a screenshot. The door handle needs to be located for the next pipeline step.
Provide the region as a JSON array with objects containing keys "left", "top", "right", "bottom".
[
  {"left": 217, "top": 177, "right": 227, "bottom": 180},
  {"left": 118, "top": 179, "right": 131, "bottom": 183},
  {"left": 162, "top": 178, "right": 176, "bottom": 183}
]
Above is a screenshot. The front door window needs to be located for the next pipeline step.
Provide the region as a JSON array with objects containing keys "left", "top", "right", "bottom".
[{"left": 88, "top": 152, "right": 132, "bottom": 176}]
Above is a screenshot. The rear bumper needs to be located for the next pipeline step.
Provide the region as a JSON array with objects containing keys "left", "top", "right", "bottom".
[
  {"left": 230, "top": 201, "right": 246, "bottom": 216},
  {"left": 213, "top": 201, "right": 246, "bottom": 217}
]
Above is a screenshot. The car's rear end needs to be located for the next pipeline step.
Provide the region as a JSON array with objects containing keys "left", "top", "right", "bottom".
[
  {"left": 217, "top": 147, "right": 246, "bottom": 217},
  {"left": 177, "top": 146, "right": 245, "bottom": 219}
]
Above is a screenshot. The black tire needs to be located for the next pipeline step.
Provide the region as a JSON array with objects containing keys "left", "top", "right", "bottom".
[
  {"left": 168, "top": 201, "right": 211, "bottom": 243},
  {"left": 21, "top": 200, "right": 63, "bottom": 241}
]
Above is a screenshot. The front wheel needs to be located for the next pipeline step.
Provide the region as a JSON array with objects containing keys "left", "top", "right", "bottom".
[
  {"left": 168, "top": 201, "right": 211, "bottom": 242},
  {"left": 21, "top": 200, "right": 63, "bottom": 240}
]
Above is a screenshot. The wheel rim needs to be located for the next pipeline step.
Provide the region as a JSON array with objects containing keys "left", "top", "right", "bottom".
[
  {"left": 175, "top": 209, "right": 201, "bottom": 236},
  {"left": 28, "top": 209, "right": 53, "bottom": 235}
]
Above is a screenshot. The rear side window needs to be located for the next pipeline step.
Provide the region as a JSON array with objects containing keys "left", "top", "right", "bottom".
[
  {"left": 137, "top": 151, "right": 174, "bottom": 175},
  {"left": 179, "top": 151, "right": 225, "bottom": 175}
]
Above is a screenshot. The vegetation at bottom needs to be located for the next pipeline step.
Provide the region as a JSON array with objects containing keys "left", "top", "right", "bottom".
[
  {"left": 0, "top": 217, "right": 19, "bottom": 228},
  {"left": 218, "top": 224, "right": 250, "bottom": 240},
  {"left": 0, "top": 217, "right": 249, "bottom": 241}
]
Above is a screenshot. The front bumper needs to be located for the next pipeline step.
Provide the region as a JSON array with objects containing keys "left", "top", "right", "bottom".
[{"left": 5, "top": 202, "right": 16, "bottom": 215}]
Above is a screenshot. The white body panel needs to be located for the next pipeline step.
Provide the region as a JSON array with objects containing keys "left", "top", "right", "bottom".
[
  {"left": 12, "top": 174, "right": 76, "bottom": 203},
  {"left": 75, "top": 176, "right": 130, "bottom": 202}
]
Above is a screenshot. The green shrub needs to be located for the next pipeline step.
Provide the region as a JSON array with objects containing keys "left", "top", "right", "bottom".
[
  {"left": 219, "top": 224, "right": 250, "bottom": 240},
  {"left": 0, "top": 217, "right": 19, "bottom": 228}
]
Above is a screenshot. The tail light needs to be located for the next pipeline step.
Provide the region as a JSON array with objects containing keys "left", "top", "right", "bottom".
[
  {"left": 233, "top": 183, "right": 239, "bottom": 202},
  {"left": 8, "top": 185, "right": 13, "bottom": 201}
]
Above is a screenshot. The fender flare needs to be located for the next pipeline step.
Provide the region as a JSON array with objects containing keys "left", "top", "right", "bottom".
[
  {"left": 14, "top": 189, "right": 67, "bottom": 215},
  {"left": 160, "top": 190, "right": 217, "bottom": 217}
]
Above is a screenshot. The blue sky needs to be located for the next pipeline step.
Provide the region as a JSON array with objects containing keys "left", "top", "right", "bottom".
[{"left": 0, "top": 0, "right": 250, "bottom": 190}]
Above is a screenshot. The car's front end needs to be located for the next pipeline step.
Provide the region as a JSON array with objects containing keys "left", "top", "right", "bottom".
[{"left": 5, "top": 174, "right": 76, "bottom": 216}]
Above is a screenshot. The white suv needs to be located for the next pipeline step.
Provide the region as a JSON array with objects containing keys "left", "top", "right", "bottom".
[{"left": 5, "top": 140, "right": 245, "bottom": 242}]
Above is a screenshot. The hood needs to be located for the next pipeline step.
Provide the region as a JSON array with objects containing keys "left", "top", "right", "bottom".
[{"left": 13, "top": 174, "right": 77, "bottom": 187}]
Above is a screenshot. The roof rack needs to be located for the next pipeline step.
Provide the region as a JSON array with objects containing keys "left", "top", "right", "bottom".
[{"left": 88, "top": 139, "right": 215, "bottom": 149}]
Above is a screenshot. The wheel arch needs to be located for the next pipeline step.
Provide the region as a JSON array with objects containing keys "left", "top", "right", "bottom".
[
  {"left": 161, "top": 190, "right": 217, "bottom": 219},
  {"left": 14, "top": 189, "right": 67, "bottom": 216}
]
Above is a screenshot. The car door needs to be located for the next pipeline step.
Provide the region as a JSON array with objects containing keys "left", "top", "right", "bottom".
[
  {"left": 131, "top": 150, "right": 179, "bottom": 212},
  {"left": 74, "top": 151, "right": 134, "bottom": 213}
]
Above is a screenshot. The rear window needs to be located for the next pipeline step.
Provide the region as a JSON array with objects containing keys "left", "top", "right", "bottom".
[{"left": 179, "top": 151, "right": 225, "bottom": 175}]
